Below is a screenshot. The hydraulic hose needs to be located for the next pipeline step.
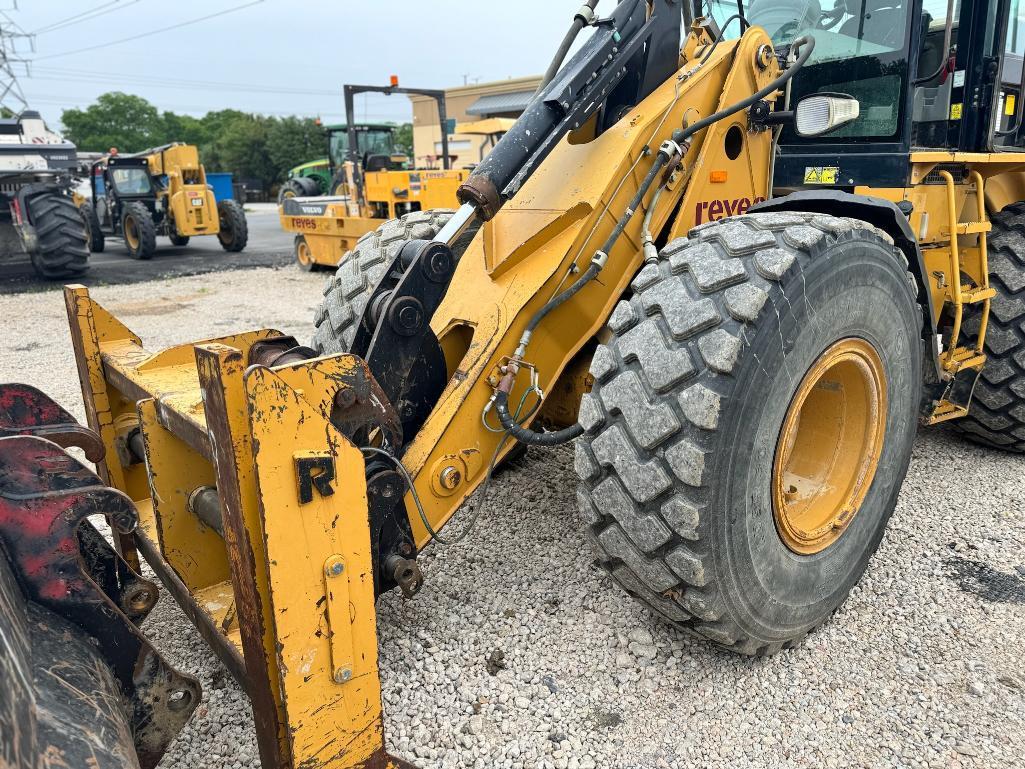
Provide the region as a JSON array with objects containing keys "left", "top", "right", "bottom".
[
  {"left": 684, "top": 34, "right": 816, "bottom": 145},
  {"left": 494, "top": 34, "right": 817, "bottom": 447},
  {"left": 539, "top": 1, "right": 601, "bottom": 91},
  {"left": 494, "top": 133, "right": 682, "bottom": 446}
]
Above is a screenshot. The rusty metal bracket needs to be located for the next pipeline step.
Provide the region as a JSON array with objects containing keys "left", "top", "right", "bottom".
[
  {"left": 0, "top": 382, "right": 105, "bottom": 462},
  {"left": 0, "top": 434, "right": 201, "bottom": 769}
]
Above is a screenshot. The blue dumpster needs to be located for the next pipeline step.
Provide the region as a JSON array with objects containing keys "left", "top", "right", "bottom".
[{"left": 206, "top": 172, "right": 235, "bottom": 202}]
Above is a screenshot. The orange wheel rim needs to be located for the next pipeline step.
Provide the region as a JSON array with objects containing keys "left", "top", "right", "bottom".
[
  {"left": 772, "top": 338, "right": 887, "bottom": 555},
  {"left": 296, "top": 239, "right": 312, "bottom": 266}
]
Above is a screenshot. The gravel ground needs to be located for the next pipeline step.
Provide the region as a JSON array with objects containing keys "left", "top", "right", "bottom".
[{"left": 1, "top": 267, "right": 1023, "bottom": 769}]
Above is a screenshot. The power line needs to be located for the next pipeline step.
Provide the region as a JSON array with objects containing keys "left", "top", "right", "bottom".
[
  {"left": 0, "top": 10, "right": 33, "bottom": 113},
  {"left": 30, "top": 65, "right": 343, "bottom": 97},
  {"left": 34, "top": 0, "right": 264, "bottom": 61},
  {"left": 32, "top": 1, "right": 140, "bottom": 35}
]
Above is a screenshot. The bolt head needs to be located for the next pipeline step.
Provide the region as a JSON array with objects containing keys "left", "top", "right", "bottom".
[
  {"left": 334, "top": 667, "right": 352, "bottom": 683},
  {"left": 397, "top": 303, "right": 422, "bottom": 330},
  {"left": 326, "top": 561, "right": 344, "bottom": 576},
  {"left": 439, "top": 465, "right": 462, "bottom": 490}
]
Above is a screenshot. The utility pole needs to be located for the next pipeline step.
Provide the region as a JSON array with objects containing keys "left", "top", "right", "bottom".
[{"left": 0, "top": 5, "right": 33, "bottom": 115}]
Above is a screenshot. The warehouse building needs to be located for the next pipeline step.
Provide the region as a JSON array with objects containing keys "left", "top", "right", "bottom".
[{"left": 409, "top": 75, "right": 541, "bottom": 170}]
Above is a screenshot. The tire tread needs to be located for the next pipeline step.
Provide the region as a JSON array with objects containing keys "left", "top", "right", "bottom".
[{"left": 577, "top": 212, "right": 917, "bottom": 655}]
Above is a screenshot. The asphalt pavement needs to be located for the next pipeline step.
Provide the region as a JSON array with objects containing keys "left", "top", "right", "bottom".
[{"left": 0, "top": 203, "right": 296, "bottom": 294}]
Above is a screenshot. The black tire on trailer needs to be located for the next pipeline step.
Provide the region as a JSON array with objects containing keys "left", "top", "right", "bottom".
[
  {"left": 121, "top": 202, "right": 157, "bottom": 260},
  {"left": 576, "top": 212, "right": 923, "bottom": 655},
  {"left": 278, "top": 180, "right": 302, "bottom": 204},
  {"left": 26, "top": 193, "right": 90, "bottom": 278},
  {"left": 216, "top": 199, "right": 248, "bottom": 252},
  {"left": 312, "top": 209, "right": 455, "bottom": 354},
  {"left": 953, "top": 202, "right": 1025, "bottom": 451},
  {"left": 278, "top": 177, "right": 318, "bottom": 204},
  {"left": 296, "top": 176, "right": 320, "bottom": 197},
  {"left": 79, "top": 201, "right": 105, "bottom": 253}
]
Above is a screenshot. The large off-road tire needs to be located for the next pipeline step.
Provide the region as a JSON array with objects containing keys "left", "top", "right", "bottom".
[
  {"left": 312, "top": 209, "right": 454, "bottom": 354},
  {"left": 953, "top": 202, "right": 1025, "bottom": 451},
  {"left": 576, "top": 212, "right": 923, "bottom": 655},
  {"left": 79, "top": 201, "right": 105, "bottom": 253},
  {"left": 121, "top": 202, "right": 156, "bottom": 260},
  {"left": 169, "top": 232, "right": 190, "bottom": 247},
  {"left": 25, "top": 193, "right": 90, "bottom": 279},
  {"left": 217, "top": 199, "right": 248, "bottom": 252}
]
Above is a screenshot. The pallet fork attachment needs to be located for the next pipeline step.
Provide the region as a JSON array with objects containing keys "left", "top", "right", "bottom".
[{"left": 60, "top": 283, "right": 416, "bottom": 769}]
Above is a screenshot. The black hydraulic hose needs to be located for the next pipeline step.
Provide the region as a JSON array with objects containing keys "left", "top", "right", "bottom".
[
  {"left": 700, "top": 13, "right": 745, "bottom": 65},
  {"left": 539, "top": 0, "right": 601, "bottom": 91},
  {"left": 495, "top": 34, "right": 817, "bottom": 447},
  {"left": 735, "top": 0, "right": 749, "bottom": 31},
  {"left": 685, "top": 34, "right": 815, "bottom": 143}
]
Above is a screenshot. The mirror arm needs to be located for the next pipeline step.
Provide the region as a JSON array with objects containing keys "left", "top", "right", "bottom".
[{"left": 748, "top": 99, "right": 794, "bottom": 129}]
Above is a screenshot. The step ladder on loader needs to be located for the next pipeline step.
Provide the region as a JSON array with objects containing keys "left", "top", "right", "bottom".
[{"left": 926, "top": 169, "right": 996, "bottom": 424}]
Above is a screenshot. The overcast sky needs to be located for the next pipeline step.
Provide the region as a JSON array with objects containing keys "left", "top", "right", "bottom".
[{"left": 7, "top": 1, "right": 572, "bottom": 129}]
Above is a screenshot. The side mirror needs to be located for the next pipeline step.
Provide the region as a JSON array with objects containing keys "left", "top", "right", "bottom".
[{"left": 795, "top": 94, "right": 860, "bottom": 137}]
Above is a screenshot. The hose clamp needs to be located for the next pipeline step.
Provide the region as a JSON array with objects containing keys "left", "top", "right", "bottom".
[
  {"left": 591, "top": 250, "right": 609, "bottom": 269},
  {"left": 575, "top": 5, "right": 597, "bottom": 25},
  {"left": 659, "top": 138, "right": 683, "bottom": 158}
]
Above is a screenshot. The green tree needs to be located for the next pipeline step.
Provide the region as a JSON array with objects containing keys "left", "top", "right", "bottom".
[
  {"left": 162, "top": 111, "right": 208, "bottom": 148},
  {"left": 266, "top": 117, "right": 326, "bottom": 182},
  {"left": 393, "top": 122, "right": 413, "bottom": 157},
  {"left": 61, "top": 92, "right": 165, "bottom": 152},
  {"left": 206, "top": 113, "right": 278, "bottom": 189}
]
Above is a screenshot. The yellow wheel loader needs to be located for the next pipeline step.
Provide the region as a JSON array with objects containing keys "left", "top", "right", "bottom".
[
  {"left": 82, "top": 143, "right": 248, "bottom": 259},
  {"left": 3, "top": 0, "right": 1025, "bottom": 767}
]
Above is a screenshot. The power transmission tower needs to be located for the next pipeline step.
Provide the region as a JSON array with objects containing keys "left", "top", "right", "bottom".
[{"left": 0, "top": 5, "right": 34, "bottom": 115}]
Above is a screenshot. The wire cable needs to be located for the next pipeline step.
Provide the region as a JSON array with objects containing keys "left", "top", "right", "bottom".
[
  {"left": 33, "top": 1, "right": 142, "bottom": 35},
  {"left": 34, "top": 0, "right": 265, "bottom": 61}
]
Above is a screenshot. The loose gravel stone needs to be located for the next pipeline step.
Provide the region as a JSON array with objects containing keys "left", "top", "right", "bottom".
[{"left": 1, "top": 266, "right": 1022, "bottom": 769}]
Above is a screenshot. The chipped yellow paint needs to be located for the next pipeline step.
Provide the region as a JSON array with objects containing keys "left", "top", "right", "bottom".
[
  {"left": 246, "top": 357, "right": 386, "bottom": 766},
  {"left": 63, "top": 286, "right": 404, "bottom": 769}
]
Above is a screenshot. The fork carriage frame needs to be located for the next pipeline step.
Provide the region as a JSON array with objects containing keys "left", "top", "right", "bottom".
[{"left": 64, "top": 284, "right": 415, "bottom": 769}]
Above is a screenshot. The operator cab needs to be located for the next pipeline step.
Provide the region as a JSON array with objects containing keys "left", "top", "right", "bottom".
[
  {"left": 90, "top": 156, "right": 156, "bottom": 228},
  {"left": 711, "top": 0, "right": 1025, "bottom": 188},
  {"left": 328, "top": 124, "right": 407, "bottom": 172}
]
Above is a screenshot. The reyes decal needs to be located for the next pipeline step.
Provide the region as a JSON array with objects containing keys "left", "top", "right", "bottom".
[{"left": 695, "top": 196, "right": 765, "bottom": 225}]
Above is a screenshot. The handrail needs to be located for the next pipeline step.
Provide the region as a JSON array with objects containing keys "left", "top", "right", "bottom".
[{"left": 938, "top": 169, "right": 963, "bottom": 368}]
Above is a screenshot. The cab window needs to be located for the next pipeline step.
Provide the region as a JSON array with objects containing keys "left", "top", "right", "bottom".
[
  {"left": 707, "top": 0, "right": 916, "bottom": 141},
  {"left": 110, "top": 167, "right": 153, "bottom": 195}
]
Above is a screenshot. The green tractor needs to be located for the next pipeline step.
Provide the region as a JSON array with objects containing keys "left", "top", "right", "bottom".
[{"left": 277, "top": 123, "right": 407, "bottom": 203}]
